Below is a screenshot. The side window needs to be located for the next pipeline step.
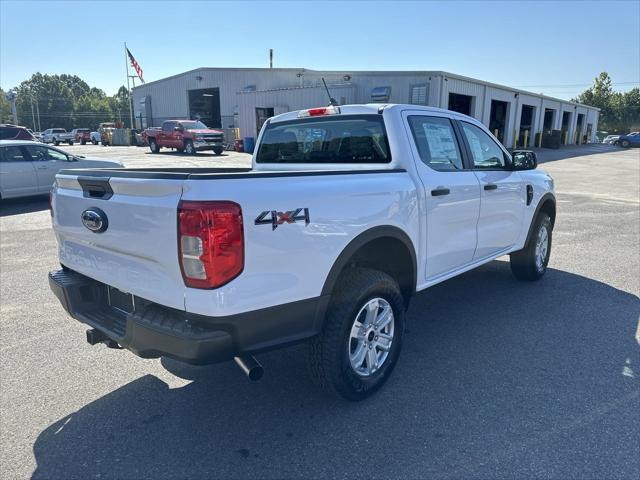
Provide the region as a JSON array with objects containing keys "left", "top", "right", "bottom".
[
  {"left": 0, "top": 146, "right": 27, "bottom": 162},
  {"left": 461, "top": 122, "right": 507, "bottom": 169},
  {"left": 162, "top": 122, "right": 175, "bottom": 133},
  {"left": 45, "top": 147, "right": 69, "bottom": 162},
  {"left": 24, "top": 145, "right": 48, "bottom": 161},
  {"left": 408, "top": 116, "right": 464, "bottom": 171}
]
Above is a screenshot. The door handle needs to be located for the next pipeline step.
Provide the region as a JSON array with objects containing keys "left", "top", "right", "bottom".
[
  {"left": 431, "top": 188, "right": 450, "bottom": 196},
  {"left": 484, "top": 184, "right": 498, "bottom": 191},
  {"left": 37, "top": 165, "right": 48, "bottom": 170}
]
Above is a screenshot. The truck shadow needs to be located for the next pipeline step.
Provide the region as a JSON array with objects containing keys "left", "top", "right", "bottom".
[
  {"left": 31, "top": 262, "right": 639, "bottom": 479},
  {"left": 0, "top": 195, "right": 49, "bottom": 217}
]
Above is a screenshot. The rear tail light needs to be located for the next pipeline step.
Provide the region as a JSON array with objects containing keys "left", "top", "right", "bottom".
[
  {"left": 298, "top": 106, "right": 340, "bottom": 118},
  {"left": 178, "top": 201, "right": 244, "bottom": 289}
]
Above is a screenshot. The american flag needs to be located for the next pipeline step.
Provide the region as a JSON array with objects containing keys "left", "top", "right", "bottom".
[{"left": 127, "top": 48, "right": 144, "bottom": 83}]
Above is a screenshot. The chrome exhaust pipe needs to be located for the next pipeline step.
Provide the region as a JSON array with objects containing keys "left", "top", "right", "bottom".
[{"left": 234, "top": 355, "right": 263, "bottom": 381}]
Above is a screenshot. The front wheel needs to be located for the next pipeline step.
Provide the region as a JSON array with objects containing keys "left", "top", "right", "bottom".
[
  {"left": 149, "top": 138, "right": 160, "bottom": 153},
  {"left": 68, "top": 141, "right": 74, "bottom": 146},
  {"left": 214, "top": 147, "right": 223, "bottom": 155},
  {"left": 621, "top": 140, "right": 630, "bottom": 148},
  {"left": 92, "top": 139, "right": 98, "bottom": 145},
  {"left": 308, "top": 268, "right": 405, "bottom": 401},
  {"left": 54, "top": 139, "right": 59, "bottom": 146},
  {"left": 510, "top": 213, "right": 552, "bottom": 281},
  {"left": 184, "top": 140, "right": 196, "bottom": 155}
]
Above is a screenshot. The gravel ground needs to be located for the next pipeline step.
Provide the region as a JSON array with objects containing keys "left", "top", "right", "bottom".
[{"left": 0, "top": 144, "right": 638, "bottom": 479}]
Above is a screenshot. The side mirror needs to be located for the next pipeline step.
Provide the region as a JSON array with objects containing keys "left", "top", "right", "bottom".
[
  {"left": 512, "top": 150, "right": 537, "bottom": 170},
  {"left": 174, "top": 126, "right": 183, "bottom": 132}
]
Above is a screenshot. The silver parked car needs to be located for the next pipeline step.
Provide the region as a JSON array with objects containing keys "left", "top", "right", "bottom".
[{"left": 0, "top": 140, "right": 123, "bottom": 200}]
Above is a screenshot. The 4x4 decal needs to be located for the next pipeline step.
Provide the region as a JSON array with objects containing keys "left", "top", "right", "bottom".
[{"left": 255, "top": 208, "right": 310, "bottom": 230}]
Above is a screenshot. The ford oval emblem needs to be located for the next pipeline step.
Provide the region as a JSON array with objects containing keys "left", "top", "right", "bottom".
[{"left": 81, "top": 208, "right": 108, "bottom": 233}]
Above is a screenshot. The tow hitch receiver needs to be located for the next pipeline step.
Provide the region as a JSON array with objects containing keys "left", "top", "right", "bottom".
[{"left": 86, "top": 328, "right": 122, "bottom": 349}]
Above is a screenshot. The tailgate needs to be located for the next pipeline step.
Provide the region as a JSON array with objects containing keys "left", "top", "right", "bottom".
[{"left": 52, "top": 174, "right": 186, "bottom": 310}]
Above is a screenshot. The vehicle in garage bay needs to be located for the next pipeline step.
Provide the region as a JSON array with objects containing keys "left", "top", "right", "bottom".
[
  {"left": 143, "top": 120, "right": 225, "bottom": 155},
  {"left": 48, "top": 104, "right": 556, "bottom": 400},
  {"left": 0, "top": 140, "right": 123, "bottom": 200}
]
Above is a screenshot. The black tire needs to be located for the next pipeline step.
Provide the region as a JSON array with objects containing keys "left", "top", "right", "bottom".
[
  {"left": 621, "top": 140, "right": 630, "bottom": 148},
  {"left": 68, "top": 141, "right": 73, "bottom": 146},
  {"left": 184, "top": 140, "right": 196, "bottom": 155},
  {"left": 92, "top": 139, "right": 98, "bottom": 145},
  {"left": 81, "top": 140, "right": 86, "bottom": 145},
  {"left": 214, "top": 147, "right": 223, "bottom": 155},
  {"left": 510, "top": 213, "right": 552, "bottom": 281},
  {"left": 149, "top": 138, "right": 160, "bottom": 153},
  {"left": 54, "top": 139, "right": 59, "bottom": 146},
  {"left": 308, "top": 267, "right": 405, "bottom": 401}
]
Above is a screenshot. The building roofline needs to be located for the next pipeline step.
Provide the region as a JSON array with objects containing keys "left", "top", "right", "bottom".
[{"left": 132, "top": 66, "right": 599, "bottom": 111}]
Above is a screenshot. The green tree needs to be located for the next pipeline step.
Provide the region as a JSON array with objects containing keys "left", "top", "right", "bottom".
[
  {"left": 573, "top": 73, "right": 640, "bottom": 133},
  {"left": 0, "top": 88, "right": 12, "bottom": 123}
]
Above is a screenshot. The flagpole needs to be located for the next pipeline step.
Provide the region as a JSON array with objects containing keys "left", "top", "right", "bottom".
[{"left": 124, "top": 42, "right": 135, "bottom": 130}]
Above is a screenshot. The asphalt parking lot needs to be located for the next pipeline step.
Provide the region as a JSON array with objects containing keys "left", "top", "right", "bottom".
[{"left": 1, "top": 144, "right": 638, "bottom": 479}]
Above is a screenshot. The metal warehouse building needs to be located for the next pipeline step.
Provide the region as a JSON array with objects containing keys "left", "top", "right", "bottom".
[{"left": 132, "top": 67, "right": 600, "bottom": 148}]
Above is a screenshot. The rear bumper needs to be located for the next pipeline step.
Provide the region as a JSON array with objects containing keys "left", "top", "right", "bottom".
[{"left": 49, "top": 268, "right": 329, "bottom": 365}]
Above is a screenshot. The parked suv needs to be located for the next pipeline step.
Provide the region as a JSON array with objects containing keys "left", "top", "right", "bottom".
[{"left": 0, "top": 124, "right": 36, "bottom": 141}]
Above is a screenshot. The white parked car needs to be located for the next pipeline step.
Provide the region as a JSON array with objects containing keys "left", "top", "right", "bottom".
[
  {"left": 0, "top": 140, "right": 123, "bottom": 200},
  {"left": 49, "top": 104, "right": 555, "bottom": 400},
  {"left": 602, "top": 135, "right": 620, "bottom": 144}
]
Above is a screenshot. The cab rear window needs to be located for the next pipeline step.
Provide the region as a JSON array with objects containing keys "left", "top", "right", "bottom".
[{"left": 255, "top": 115, "right": 391, "bottom": 164}]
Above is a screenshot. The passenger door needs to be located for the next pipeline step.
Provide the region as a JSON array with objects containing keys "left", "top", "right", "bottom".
[
  {"left": 0, "top": 145, "right": 38, "bottom": 198},
  {"left": 458, "top": 121, "right": 525, "bottom": 259},
  {"left": 24, "top": 145, "right": 73, "bottom": 193},
  {"left": 160, "top": 121, "right": 175, "bottom": 147},
  {"left": 404, "top": 112, "right": 481, "bottom": 280}
]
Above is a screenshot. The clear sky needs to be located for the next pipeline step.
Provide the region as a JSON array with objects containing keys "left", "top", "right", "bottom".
[{"left": 1, "top": 0, "right": 638, "bottom": 99}]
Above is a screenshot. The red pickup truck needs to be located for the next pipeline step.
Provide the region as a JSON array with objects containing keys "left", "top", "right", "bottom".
[{"left": 144, "top": 120, "right": 225, "bottom": 155}]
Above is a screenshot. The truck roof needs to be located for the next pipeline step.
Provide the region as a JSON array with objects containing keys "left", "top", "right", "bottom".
[{"left": 269, "top": 103, "right": 477, "bottom": 124}]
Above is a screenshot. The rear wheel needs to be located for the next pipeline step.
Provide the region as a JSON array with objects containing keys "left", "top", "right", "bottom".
[
  {"left": 92, "top": 139, "right": 98, "bottom": 145},
  {"left": 54, "top": 139, "right": 59, "bottom": 146},
  {"left": 68, "top": 141, "right": 73, "bottom": 146},
  {"left": 81, "top": 140, "right": 86, "bottom": 145},
  {"left": 214, "top": 147, "right": 223, "bottom": 155},
  {"left": 184, "top": 140, "right": 196, "bottom": 155},
  {"left": 149, "top": 138, "right": 160, "bottom": 153},
  {"left": 510, "top": 213, "right": 552, "bottom": 281},
  {"left": 308, "top": 268, "right": 405, "bottom": 401}
]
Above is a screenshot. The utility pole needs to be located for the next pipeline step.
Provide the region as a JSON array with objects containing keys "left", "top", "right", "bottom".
[
  {"left": 35, "top": 96, "right": 41, "bottom": 131},
  {"left": 30, "top": 95, "right": 36, "bottom": 130},
  {"left": 269, "top": 49, "right": 273, "bottom": 68}
]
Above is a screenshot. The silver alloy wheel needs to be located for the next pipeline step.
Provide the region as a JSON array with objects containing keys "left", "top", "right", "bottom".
[
  {"left": 348, "top": 297, "right": 395, "bottom": 377},
  {"left": 535, "top": 225, "right": 549, "bottom": 271},
  {"left": 186, "top": 142, "right": 194, "bottom": 154}
]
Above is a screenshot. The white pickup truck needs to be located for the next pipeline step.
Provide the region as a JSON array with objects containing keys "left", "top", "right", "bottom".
[
  {"left": 49, "top": 104, "right": 555, "bottom": 400},
  {"left": 42, "top": 128, "right": 75, "bottom": 146}
]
